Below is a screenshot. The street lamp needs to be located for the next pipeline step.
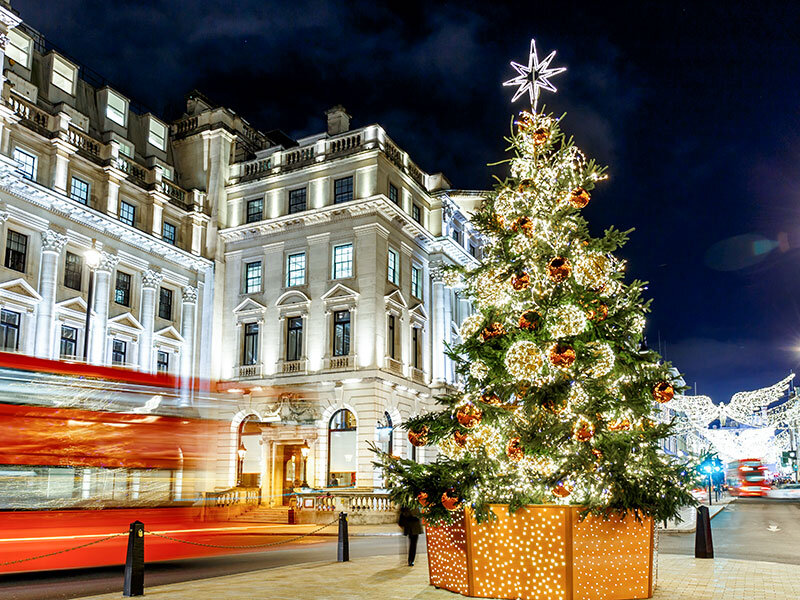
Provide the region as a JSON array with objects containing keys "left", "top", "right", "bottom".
[
  {"left": 703, "top": 464, "right": 713, "bottom": 505},
  {"left": 82, "top": 241, "right": 101, "bottom": 362},
  {"left": 236, "top": 442, "right": 247, "bottom": 486},
  {"left": 300, "top": 442, "right": 310, "bottom": 488}
]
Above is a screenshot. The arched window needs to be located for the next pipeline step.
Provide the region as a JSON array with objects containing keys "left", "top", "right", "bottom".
[
  {"left": 328, "top": 409, "right": 356, "bottom": 488},
  {"left": 377, "top": 411, "right": 393, "bottom": 455}
]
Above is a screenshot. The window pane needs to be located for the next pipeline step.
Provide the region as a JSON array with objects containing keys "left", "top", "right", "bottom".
[
  {"left": 288, "top": 188, "right": 307, "bottom": 214},
  {"left": 119, "top": 201, "right": 135, "bottom": 226},
  {"left": 389, "top": 183, "right": 398, "bottom": 204},
  {"left": 112, "top": 340, "right": 127, "bottom": 365},
  {"left": 0, "top": 309, "right": 21, "bottom": 351},
  {"left": 13, "top": 148, "right": 36, "bottom": 181},
  {"left": 333, "top": 310, "right": 350, "bottom": 357},
  {"left": 106, "top": 91, "right": 127, "bottom": 126},
  {"left": 162, "top": 222, "right": 176, "bottom": 245},
  {"left": 245, "top": 261, "right": 262, "bottom": 293},
  {"left": 243, "top": 322, "right": 259, "bottom": 365},
  {"left": 287, "top": 253, "right": 306, "bottom": 287},
  {"left": 64, "top": 251, "right": 82, "bottom": 290},
  {"left": 60, "top": 325, "right": 78, "bottom": 358},
  {"left": 328, "top": 409, "right": 356, "bottom": 487},
  {"left": 157, "top": 351, "right": 169, "bottom": 373},
  {"left": 411, "top": 266, "right": 421, "bottom": 298},
  {"left": 332, "top": 244, "right": 353, "bottom": 279},
  {"left": 333, "top": 176, "right": 353, "bottom": 204},
  {"left": 412, "top": 204, "right": 421, "bottom": 224},
  {"left": 70, "top": 177, "right": 90, "bottom": 205},
  {"left": 52, "top": 55, "right": 75, "bottom": 94},
  {"left": 246, "top": 198, "right": 263, "bottom": 224},
  {"left": 7, "top": 29, "right": 31, "bottom": 67},
  {"left": 5, "top": 230, "right": 28, "bottom": 273},
  {"left": 115, "top": 271, "right": 131, "bottom": 306},
  {"left": 286, "top": 317, "right": 303, "bottom": 361},
  {"left": 148, "top": 119, "right": 167, "bottom": 150},
  {"left": 158, "top": 287, "right": 173, "bottom": 320},
  {"left": 118, "top": 141, "right": 133, "bottom": 158},
  {"left": 387, "top": 248, "right": 398, "bottom": 285}
]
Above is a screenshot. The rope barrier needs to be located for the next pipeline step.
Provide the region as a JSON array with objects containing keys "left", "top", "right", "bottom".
[{"left": 0, "top": 532, "right": 126, "bottom": 567}]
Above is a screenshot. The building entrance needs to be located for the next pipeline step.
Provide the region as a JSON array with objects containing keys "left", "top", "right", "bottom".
[{"left": 280, "top": 444, "right": 304, "bottom": 506}]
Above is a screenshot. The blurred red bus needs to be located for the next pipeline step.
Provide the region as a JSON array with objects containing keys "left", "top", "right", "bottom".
[{"left": 726, "top": 458, "right": 769, "bottom": 497}]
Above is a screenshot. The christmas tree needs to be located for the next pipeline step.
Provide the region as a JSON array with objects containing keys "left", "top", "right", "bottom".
[{"left": 376, "top": 50, "right": 694, "bottom": 523}]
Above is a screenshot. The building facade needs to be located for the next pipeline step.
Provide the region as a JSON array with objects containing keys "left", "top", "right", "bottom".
[{"left": 0, "top": 3, "right": 483, "bottom": 502}]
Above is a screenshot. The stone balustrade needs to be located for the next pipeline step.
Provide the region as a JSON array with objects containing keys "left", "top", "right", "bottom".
[
  {"left": 237, "top": 364, "right": 262, "bottom": 378},
  {"left": 294, "top": 490, "right": 398, "bottom": 524},
  {"left": 384, "top": 356, "right": 403, "bottom": 376}
]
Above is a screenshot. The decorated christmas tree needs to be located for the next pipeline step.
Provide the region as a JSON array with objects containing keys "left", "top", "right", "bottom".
[{"left": 376, "top": 40, "right": 694, "bottom": 525}]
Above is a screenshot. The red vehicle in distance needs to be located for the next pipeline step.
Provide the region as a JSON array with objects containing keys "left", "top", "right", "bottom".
[{"left": 726, "top": 458, "right": 770, "bottom": 497}]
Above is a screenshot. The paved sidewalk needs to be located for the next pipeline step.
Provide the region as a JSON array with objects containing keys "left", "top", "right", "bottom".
[
  {"left": 660, "top": 500, "right": 731, "bottom": 533},
  {"left": 77, "top": 553, "right": 800, "bottom": 599}
]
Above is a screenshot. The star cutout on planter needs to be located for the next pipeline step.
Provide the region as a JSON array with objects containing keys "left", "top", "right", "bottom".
[{"left": 503, "top": 38, "right": 566, "bottom": 111}]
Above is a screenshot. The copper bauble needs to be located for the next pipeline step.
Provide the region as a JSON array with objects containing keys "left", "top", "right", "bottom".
[
  {"left": 511, "top": 216, "right": 534, "bottom": 236},
  {"left": 518, "top": 310, "right": 541, "bottom": 331},
  {"left": 441, "top": 489, "right": 461, "bottom": 511},
  {"left": 568, "top": 187, "right": 590, "bottom": 209},
  {"left": 480, "top": 392, "right": 502, "bottom": 407},
  {"left": 592, "top": 448, "right": 604, "bottom": 460},
  {"left": 574, "top": 422, "right": 594, "bottom": 443},
  {"left": 516, "top": 111, "right": 535, "bottom": 132},
  {"left": 608, "top": 418, "right": 631, "bottom": 432},
  {"left": 552, "top": 483, "right": 572, "bottom": 498},
  {"left": 408, "top": 426, "right": 429, "bottom": 447},
  {"left": 531, "top": 127, "right": 551, "bottom": 146},
  {"left": 547, "top": 257, "right": 572, "bottom": 282},
  {"left": 511, "top": 272, "right": 531, "bottom": 291},
  {"left": 481, "top": 322, "right": 506, "bottom": 341},
  {"left": 653, "top": 382, "right": 674, "bottom": 404},
  {"left": 417, "top": 492, "right": 429, "bottom": 507},
  {"left": 506, "top": 437, "right": 524, "bottom": 462},
  {"left": 549, "top": 344, "right": 576, "bottom": 368},
  {"left": 588, "top": 303, "right": 609, "bottom": 322},
  {"left": 453, "top": 430, "right": 468, "bottom": 447},
  {"left": 456, "top": 404, "right": 483, "bottom": 429}
]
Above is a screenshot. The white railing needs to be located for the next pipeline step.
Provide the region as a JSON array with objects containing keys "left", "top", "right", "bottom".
[
  {"left": 384, "top": 356, "right": 403, "bottom": 376},
  {"left": 327, "top": 132, "right": 362, "bottom": 156},
  {"left": 297, "top": 491, "right": 396, "bottom": 513},
  {"left": 67, "top": 126, "right": 102, "bottom": 158},
  {"left": 410, "top": 367, "right": 426, "bottom": 384},
  {"left": 326, "top": 355, "right": 355, "bottom": 370},
  {"left": 237, "top": 363, "right": 262, "bottom": 378},
  {"left": 280, "top": 359, "right": 306, "bottom": 374}
]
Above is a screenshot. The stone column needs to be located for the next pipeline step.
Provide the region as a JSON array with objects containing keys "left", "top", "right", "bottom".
[
  {"left": 90, "top": 252, "right": 119, "bottom": 365},
  {"left": 50, "top": 112, "right": 75, "bottom": 195},
  {"left": 35, "top": 230, "right": 68, "bottom": 359},
  {"left": 138, "top": 269, "right": 163, "bottom": 372},
  {"left": 430, "top": 264, "right": 447, "bottom": 383},
  {"left": 180, "top": 285, "right": 198, "bottom": 380},
  {"left": 102, "top": 167, "right": 125, "bottom": 217}
]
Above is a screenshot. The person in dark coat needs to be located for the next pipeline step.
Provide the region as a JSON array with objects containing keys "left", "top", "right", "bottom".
[{"left": 398, "top": 505, "right": 423, "bottom": 566}]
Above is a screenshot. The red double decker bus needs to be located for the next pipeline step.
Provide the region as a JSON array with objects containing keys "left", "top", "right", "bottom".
[{"left": 726, "top": 458, "right": 769, "bottom": 497}]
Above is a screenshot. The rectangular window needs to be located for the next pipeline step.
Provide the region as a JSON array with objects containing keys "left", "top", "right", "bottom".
[
  {"left": 63, "top": 251, "right": 82, "bottom": 291},
  {"left": 451, "top": 228, "right": 462, "bottom": 245},
  {"left": 106, "top": 90, "right": 127, "bottom": 127},
  {"left": 333, "top": 176, "right": 353, "bottom": 204},
  {"left": 388, "top": 315, "right": 396, "bottom": 359},
  {"left": 148, "top": 118, "right": 167, "bottom": 151},
  {"left": 118, "top": 141, "right": 133, "bottom": 158},
  {"left": 412, "top": 327, "right": 420, "bottom": 369},
  {"left": 388, "top": 183, "right": 399, "bottom": 205},
  {"left": 469, "top": 243, "right": 478, "bottom": 258},
  {"left": 286, "top": 253, "right": 306, "bottom": 287},
  {"left": 412, "top": 203, "right": 421, "bottom": 224},
  {"left": 332, "top": 244, "right": 353, "bottom": 279},
  {"left": 0, "top": 309, "right": 20, "bottom": 351},
  {"left": 70, "top": 176, "right": 90, "bottom": 205},
  {"left": 112, "top": 339, "right": 127, "bottom": 365},
  {"left": 51, "top": 55, "right": 75, "bottom": 94},
  {"left": 411, "top": 266, "right": 421, "bottom": 299},
  {"left": 242, "top": 322, "right": 259, "bottom": 365},
  {"left": 288, "top": 188, "right": 307, "bottom": 214},
  {"left": 162, "top": 221, "right": 176, "bottom": 246},
  {"left": 286, "top": 317, "right": 303, "bottom": 361},
  {"left": 156, "top": 351, "right": 169, "bottom": 373},
  {"left": 158, "top": 287, "right": 173, "bottom": 320},
  {"left": 246, "top": 198, "right": 263, "bottom": 224},
  {"left": 13, "top": 148, "right": 36, "bottom": 181},
  {"left": 60, "top": 325, "right": 78, "bottom": 359},
  {"left": 114, "top": 271, "right": 131, "bottom": 306},
  {"left": 5, "top": 230, "right": 28, "bottom": 273},
  {"left": 245, "top": 261, "right": 262, "bottom": 294},
  {"left": 7, "top": 29, "right": 31, "bottom": 68},
  {"left": 119, "top": 201, "right": 135, "bottom": 226},
  {"left": 333, "top": 310, "right": 351, "bottom": 357},
  {"left": 387, "top": 248, "right": 399, "bottom": 285}
]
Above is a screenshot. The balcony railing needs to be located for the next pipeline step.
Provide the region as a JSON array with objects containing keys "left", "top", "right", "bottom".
[
  {"left": 280, "top": 359, "right": 307, "bottom": 375},
  {"left": 297, "top": 491, "right": 396, "bottom": 514},
  {"left": 284, "top": 147, "right": 315, "bottom": 169},
  {"left": 237, "top": 364, "right": 262, "bottom": 379},
  {"left": 327, "top": 132, "right": 362, "bottom": 156},
  {"left": 410, "top": 367, "right": 426, "bottom": 385},
  {"left": 7, "top": 95, "right": 50, "bottom": 134},
  {"left": 67, "top": 126, "right": 102, "bottom": 159},
  {"left": 325, "top": 355, "right": 355, "bottom": 370},
  {"left": 384, "top": 356, "right": 403, "bottom": 376},
  {"left": 160, "top": 179, "right": 188, "bottom": 206}
]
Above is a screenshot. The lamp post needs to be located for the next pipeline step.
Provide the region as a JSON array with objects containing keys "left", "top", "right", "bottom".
[
  {"left": 703, "top": 465, "right": 712, "bottom": 506},
  {"left": 236, "top": 442, "right": 247, "bottom": 487},
  {"left": 300, "top": 443, "right": 310, "bottom": 488},
  {"left": 82, "top": 241, "right": 101, "bottom": 362}
]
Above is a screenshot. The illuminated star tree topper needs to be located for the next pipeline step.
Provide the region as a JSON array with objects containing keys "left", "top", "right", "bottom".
[{"left": 503, "top": 38, "right": 566, "bottom": 111}]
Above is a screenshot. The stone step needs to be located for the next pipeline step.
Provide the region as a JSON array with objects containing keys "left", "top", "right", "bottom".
[{"left": 235, "top": 506, "right": 294, "bottom": 524}]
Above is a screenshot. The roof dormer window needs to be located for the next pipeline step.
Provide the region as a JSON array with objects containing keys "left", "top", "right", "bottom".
[
  {"left": 106, "top": 90, "right": 128, "bottom": 127},
  {"left": 148, "top": 118, "right": 167, "bottom": 151},
  {"left": 51, "top": 55, "right": 77, "bottom": 95},
  {"left": 6, "top": 29, "right": 32, "bottom": 69}
]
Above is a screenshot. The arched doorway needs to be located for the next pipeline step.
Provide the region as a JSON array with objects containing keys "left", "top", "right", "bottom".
[
  {"left": 237, "top": 416, "right": 262, "bottom": 488},
  {"left": 327, "top": 409, "right": 356, "bottom": 488}
]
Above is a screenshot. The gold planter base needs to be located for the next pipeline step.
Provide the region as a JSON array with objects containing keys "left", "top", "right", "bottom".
[{"left": 425, "top": 505, "right": 654, "bottom": 600}]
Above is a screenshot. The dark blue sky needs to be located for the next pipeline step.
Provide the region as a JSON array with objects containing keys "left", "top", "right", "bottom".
[{"left": 17, "top": 1, "right": 800, "bottom": 401}]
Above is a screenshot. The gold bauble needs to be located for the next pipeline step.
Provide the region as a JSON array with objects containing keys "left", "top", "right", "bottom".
[
  {"left": 574, "top": 254, "right": 609, "bottom": 290},
  {"left": 549, "top": 343, "right": 576, "bottom": 368},
  {"left": 456, "top": 404, "right": 483, "bottom": 428},
  {"left": 518, "top": 310, "right": 541, "bottom": 331},
  {"left": 531, "top": 127, "right": 551, "bottom": 146},
  {"left": 567, "top": 187, "right": 590, "bottom": 208},
  {"left": 511, "top": 272, "right": 531, "bottom": 291},
  {"left": 547, "top": 257, "right": 572, "bottom": 282},
  {"left": 506, "top": 437, "right": 524, "bottom": 462},
  {"left": 573, "top": 417, "right": 595, "bottom": 442},
  {"left": 408, "top": 426, "right": 429, "bottom": 447},
  {"left": 511, "top": 216, "right": 534, "bottom": 236},
  {"left": 480, "top": 392, "right": 502, "bottom": 407},
  {"left": 504, "top": 340, "right": 545, "bottom": 381},
  {"left": 653, "top": 382, "right": 674, "bottom": 404},
  {"left": 588, "top": 303, "right": 609, "bottom": 322},
  {"left": 453, "top": 431, "right": 468, "bottom": 447},
  {"left": 480, "top": 322, "right": 506, "bottom": 341},
  {"left": 441, "top": 489, "right": 461, "bottom": 511},
  {"left": 608, "top": 418, "right": 631, "bottom": 432}
]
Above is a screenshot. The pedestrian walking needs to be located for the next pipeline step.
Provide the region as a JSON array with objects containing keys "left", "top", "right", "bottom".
[{"left": 398, "top": 505, "right": 422, "bottom": 566}]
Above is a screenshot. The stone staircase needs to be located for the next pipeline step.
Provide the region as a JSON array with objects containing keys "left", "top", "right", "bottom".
[{"left": 235, "top": 505, "right": 294, "bottom": 524}]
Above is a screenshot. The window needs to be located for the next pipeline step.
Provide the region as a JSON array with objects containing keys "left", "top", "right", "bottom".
[
  {"left": 388, "top": 315, "right": 396, "bottom": 359},
  {"left": 118, "top": 141, "right": 133, "bottom": 158},
  {"left": 286, "top": 317, "right": 303, "bottom": 361},
  {"left": 333, "top": 176, "right": 353, "bottom": 204},
  {"left": 5, "top": 230, "right": 28, "bottom": 273},
  {"left": 332, "top": 244, "right": 353, "bottom": 279},
  {"left": 60, "top": 325, "right": 78, "bottom": 359},
  {"left": 0, "top": 309, "right": 20, "bottom": 351},
  {"left": 412, "top": 203, "right": 421, "bottom": 224},
  {"left": 70, "top": 176, "right": 90, "bottom": 205},
  {"left": 286, "top": 253, "right": 306, "bottom": 287},
  {"left": 156, "top": 351, "right": 169, "bottom": 373},
  {"left": 63, "top": 251, "right": 82, "bottom": 290},
  {"left": 112, "top": 340, "right": 127, "bottom": 365},
  {"left": 411, "top": 266, "right": 421, "bottom": 298},
  {"left": 114, "top": 271, "right": 131, "bottom": 306},
  {"left": 161, "top": 166, "right": 173, "bottom": 181},
  {"left": 119, "top": 201, "right": 135, "bottom": 226},
  {"left": 333, "top": 310, "right": 350, "bottom": 357},
  {"left": 13, "top": 148, "right": 36, "bottom": 181},
  {"left": 51, "top": 55, "right": 75, "bottom": 94},
  {"left": 328, "top": 409, "right": 356, "bottom": 488},
  {"left": 7, "top": 29, "right": 32, "bottom": 68},
  {"left": 288, "top": 188, "right": 307, "bottom": 214},
  {"left": 246, "top": 198, "right": 263, "bottom": 224},
  {"left": 469, "top": 243, "right": 478, "bottom": 258},
  {"left": 451, "top": 227, "right": 462, "bottom": 245},
  {"left": 158, "top": 287, "right": 173, "bottom": 320},
  {"left": 162, "top": 221, "right": 177, "bottom": 246},
  {"left": 242, "top": 322, "right": 259, "bottom": 365},
  {"left": 412, "top": 327, "right": 420, "bottom": 369},
  {"left": 245, "top": 261, "right": 262, "bottom": 293},
  {"left": 387, "top": 248, "right": 399, "bottom": 285},
  {"left": 388, "top": 183, "right": 399, "bottom": 204},
  {"left": 148, "top": 118, "right": 167, "bottom": 151},
  {"left": 106, "top": 90, "right": 127, "bottom": 127}
]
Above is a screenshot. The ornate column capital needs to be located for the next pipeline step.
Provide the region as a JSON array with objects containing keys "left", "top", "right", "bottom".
[
  {"left": 96, "top": 251, "right": 120, "bottom": 273},
  {"left": 141, "top": 269, "right": 164, "bottom": 290},
  {"left": 182, "top": 285, "right": 198, "bottom": 304},
  {"left": 41, "top": 230, "right": 68, "bottom": 254}
]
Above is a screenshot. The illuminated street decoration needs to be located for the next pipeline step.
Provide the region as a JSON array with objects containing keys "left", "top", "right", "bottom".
[{"left": 503, "top": 38, "right": 567, "bottom": 110}]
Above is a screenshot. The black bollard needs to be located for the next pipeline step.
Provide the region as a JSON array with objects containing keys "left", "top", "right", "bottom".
[
  {"left": 694, "top": 506, "right": 714, "bottom": 559},
  {"left": 337, "top": 512, "right": 349, "bottom": 562},
  {"left": 123, "top": 520, "right": 145, "bottom": 596}
]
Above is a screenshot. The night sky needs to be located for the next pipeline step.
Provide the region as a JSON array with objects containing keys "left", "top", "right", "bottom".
[{"left": 16, "top": 1, "right": 800, "bottom": 402}]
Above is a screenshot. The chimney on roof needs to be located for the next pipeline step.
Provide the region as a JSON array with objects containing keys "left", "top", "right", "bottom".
[{"left": 325, "top": 105, "right": 351, "bottom": 135}]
